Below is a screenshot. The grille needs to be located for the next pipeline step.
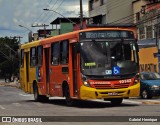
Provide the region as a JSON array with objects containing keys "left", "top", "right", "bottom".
[{"left": 93, "top": 83, "right": 130, "bottom": 89}]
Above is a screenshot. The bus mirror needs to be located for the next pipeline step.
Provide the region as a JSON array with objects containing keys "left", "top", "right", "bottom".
[{"left": 135, "top": 43, "right": 139, "bottom": 52}]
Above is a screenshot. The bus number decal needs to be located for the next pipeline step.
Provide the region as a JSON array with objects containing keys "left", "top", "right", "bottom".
[{"left": 119, "top": 79, "right": 132, "bottom": 84}]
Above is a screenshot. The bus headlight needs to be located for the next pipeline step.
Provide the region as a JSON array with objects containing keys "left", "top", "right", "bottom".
[
  {"left": 81, "top": 74, "right": 90, "bottom": 87},
  {"left": 133, "top": 73, "right": 140, "bottom": 85}
]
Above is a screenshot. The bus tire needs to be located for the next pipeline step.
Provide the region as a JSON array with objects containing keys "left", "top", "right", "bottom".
[
  {"left": 110, "top": 98, "right": 123, "bottom": 106},
  {"left": 64, "top": 85, "right": 74, "bottom": 106},
  {"left": 33, "top": 83, "right": 43, "bottom": 102}
]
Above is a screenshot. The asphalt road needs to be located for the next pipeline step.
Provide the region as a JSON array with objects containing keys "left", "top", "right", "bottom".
[{"left": 0, "top": 85, "right": 160, "bottom": 125}]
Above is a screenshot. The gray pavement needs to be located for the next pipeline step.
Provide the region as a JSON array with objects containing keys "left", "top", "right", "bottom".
[{"left": 0, "top": 83, "right": 160, "bottom": 125}]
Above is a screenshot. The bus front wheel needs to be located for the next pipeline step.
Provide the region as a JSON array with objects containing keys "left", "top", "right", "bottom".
[{"left": 64, "top": 85, "right": 74, "bottom": 106}]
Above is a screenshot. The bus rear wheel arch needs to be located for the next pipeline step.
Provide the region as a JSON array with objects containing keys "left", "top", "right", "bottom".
[
  {"left": 33, "top": 81, "right": 49, "bottom": 102},
  {"left": 62, "top": 82, "right": 74, "bottom": 106}
]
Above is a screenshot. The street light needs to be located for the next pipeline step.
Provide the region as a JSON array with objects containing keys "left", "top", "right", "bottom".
[
  {"left": 18, "top": 25, "right": 32, "bottom": 42},
  {"left": 19, "top": 25, "right": 32, "bottom": 32},
  {"left": 32, "top": 23, "right": 49, "bottom": 38},
  {"left": 43, "top": 9, "right": 76, "bottom": 24}
]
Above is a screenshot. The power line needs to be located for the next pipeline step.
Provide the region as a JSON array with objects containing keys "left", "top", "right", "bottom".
[
  {"left": 109, "top": 3, "right": 156, "bottom": 25},
  {"left": 108, "top": 0, "right": 132, "bottom": 11},
  {"left": 33, "top": 0, "right": 54, "bottom": 24},
  {"left": 109, "top": 13, "right": 135, "bottom": 24},
  {"left": 40, "top": 0, "right": 60, "bottom": 23},
  {"left": 43, "top": 0, "right": 65, "bottom": 24}
]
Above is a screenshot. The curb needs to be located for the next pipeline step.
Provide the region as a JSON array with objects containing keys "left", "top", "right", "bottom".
[
  {"left": 0, "top": 82, "right": 20, "bottom": 89},
  {"left": 142, "top": 101, "right": 160, "bottom": 104}
]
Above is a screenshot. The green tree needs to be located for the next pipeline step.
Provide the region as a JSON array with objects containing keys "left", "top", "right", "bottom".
[{"left": 0, "top": 37, "right": 20, "bottom": 78}]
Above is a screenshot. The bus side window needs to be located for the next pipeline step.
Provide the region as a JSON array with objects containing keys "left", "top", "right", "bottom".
[
  {"left": 51, "top": 42, "right": 60, "bottom": 65},
  {"left": 20, "top": 49, "right": 24, "bottom": 67},
  {"left": 30, "top": 47, "right": 37, "bottom": 67},
  {"left": 60, "top": 40, "right": 69, "bottom": 64},
  {"left": 37, "top": 46, "right": 43, "bottom": 66}
]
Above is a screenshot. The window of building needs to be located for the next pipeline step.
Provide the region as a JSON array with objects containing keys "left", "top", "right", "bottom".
[
  {"left": 20, "top": 49, "right": 24, "bottom": 67},
  {"left": 60, "top": 40, "right": 69, "bottom": 64},
  {"left": 37, "top": 46, "right": 43, "bottom": 66},
  {"left": 148, "top": 0, "right": 160, "bottom": 3},
  {"left": 146, "top": 26, "right": 153, "bottom": 39},
  {"left": 139, "top": 27, "right": 145, "bottom": 39},
  {"left": 30, "top": 47, "right": 37, "bottom": 67},
  {"left": 51, "top": 42, "right": 60, "bottom": 65},
  {"left": 100, "top": 0, "right": 104, "bottom": 5},
  {"left": 136, "top": 12, "right": 140, "bottom": 22},
  {"left": 89, "top": 0, "right": 94, "bottom": 11}
]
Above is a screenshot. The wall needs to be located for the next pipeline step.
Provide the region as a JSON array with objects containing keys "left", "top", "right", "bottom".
[
  {"left": 60, "top": 23, "right": 73, "bottom": 34},
  {"left": 51, "top": 29, "right": 60, "bottom": 36},
  {"left": 132, "top": 0, "right": 147, "bottom": 24},
  {"left": 89, "top": 0, "right": 107, "bottom": 18},
  {"left": 139, "top": 47, "right": 158, "bottom": 72},
  {"left": 89, "top": 0, "right": 134, "bottom": 23}
]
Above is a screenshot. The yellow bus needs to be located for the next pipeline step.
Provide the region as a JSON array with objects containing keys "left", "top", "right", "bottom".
[
  {"left": 20, "top": 27, "right": 140, "bottom": 106},
  {"left": 20, "top": 40, "right": 40, "bottom": 93}
]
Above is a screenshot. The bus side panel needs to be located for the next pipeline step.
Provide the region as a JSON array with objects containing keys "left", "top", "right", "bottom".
[
  {"left": 49, "top": 65, "right": 68, "bottom": 97},
  {"left": 20, "top": 68, "right": 26, "bottom": 92},
  {"left": 23, "top": 52, "right": 28, "bottom": 93},
  {"left": 37, "top": 48, "right": 48, "bottom": 96},
  {"left": 36, "top": 66, "right": 46, "bottom": 95},
  {"left": 28, "top": 67, "right": 36, "bottom": 94}
]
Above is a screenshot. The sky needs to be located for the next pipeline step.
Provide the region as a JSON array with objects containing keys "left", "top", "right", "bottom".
[{"left": 0, "top": 0, "right": 88, "bottom": 43}]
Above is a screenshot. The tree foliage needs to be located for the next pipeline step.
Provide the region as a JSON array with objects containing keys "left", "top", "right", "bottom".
[{"left": 0, "top": 37, "right": 20, "bottom": 78}]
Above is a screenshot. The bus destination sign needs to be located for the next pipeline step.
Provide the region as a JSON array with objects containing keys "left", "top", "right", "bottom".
[{"left": 79, "top": 30, "right": 134, "bottom": 40}]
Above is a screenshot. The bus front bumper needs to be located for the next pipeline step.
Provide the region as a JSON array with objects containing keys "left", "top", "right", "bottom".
[{"left": 80, "top": 83, "right": 140, "bottom": 100}]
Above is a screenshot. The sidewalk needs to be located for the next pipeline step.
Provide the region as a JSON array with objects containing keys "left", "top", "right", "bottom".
[{"left": 0, "top": 80, "right": 20, "bottom": 88}]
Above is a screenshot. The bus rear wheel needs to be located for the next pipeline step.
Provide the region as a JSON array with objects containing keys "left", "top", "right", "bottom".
[
  {"left": 33, "top": 84, "right": 48, "bottom": 102},
  {"left": 64, "top": 85, "right": 74, "bottom": 106},
  {"left": 110, "top": 98, "right": 123, "bottom": 106}
]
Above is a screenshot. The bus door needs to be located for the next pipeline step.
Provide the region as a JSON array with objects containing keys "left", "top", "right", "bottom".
[
  {"left": 72, "top": 43, "right": 79, "bottom": 96},
  {"left": 25, "top": 52, "right": 29, "bottom": 92},
  {"left": 44, "top": 48, "right": 50, "bottom": 94}
]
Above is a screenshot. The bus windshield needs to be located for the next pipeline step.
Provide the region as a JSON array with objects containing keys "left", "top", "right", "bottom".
[{"left": 80, "top": 40, "right": 139, "bottom": 76}]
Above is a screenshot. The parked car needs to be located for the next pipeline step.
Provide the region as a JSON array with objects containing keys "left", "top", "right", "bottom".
[{"left": 140, "top": 72, "right": 160, "bottom": 99}]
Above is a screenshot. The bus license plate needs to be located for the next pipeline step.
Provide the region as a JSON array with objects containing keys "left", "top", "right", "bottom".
[{"left": 108, "top": 92, "right": 118, "bottom": 96}]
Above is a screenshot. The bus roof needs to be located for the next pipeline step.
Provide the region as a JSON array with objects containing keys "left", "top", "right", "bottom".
[
  {"left": 20, "top": 27, "right": 136, "bottom": 48},
  {"left": 40, "top": 27, "right": 135, "bottom": 45},
  {"left": 20, "top": 40, "right": 40, "bottom": 49}
]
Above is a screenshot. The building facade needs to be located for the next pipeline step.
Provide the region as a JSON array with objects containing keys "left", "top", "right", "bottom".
[
  {"left": 133, "top": 0, "right": 160, "bottom": 73},
  {"left": 89, "top": 0, "right": 135, "bottom": 24},
  {"left": 88, "top": 0, "right": 160, "bottom": 73}
]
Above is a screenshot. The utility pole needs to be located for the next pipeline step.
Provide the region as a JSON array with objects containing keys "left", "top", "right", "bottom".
[
  {"left": 32, "top": 24, "right": 49, "bottom": 38},
  {"left": 10, "top": 36, "right": 23, "bottom": 43},
  {"left": 19, "top": 25, "right": 32, "bottom": 42},
  {"left": 80, "top": 0, "right": 83, "bottom": 30}
]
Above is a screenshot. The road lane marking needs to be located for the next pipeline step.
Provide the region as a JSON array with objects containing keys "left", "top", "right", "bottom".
[
  {"left": 0, "top": 105, "right": 5, "bottom": 109},
  {"left": 19, "top": 93, "right": 32, "bottom": 97},
  {"left": 12, "top": 103, "right": 21, "bottom": 106},
  {"left": 33, "top": 102, "right": 44, "bottom": 107}
]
